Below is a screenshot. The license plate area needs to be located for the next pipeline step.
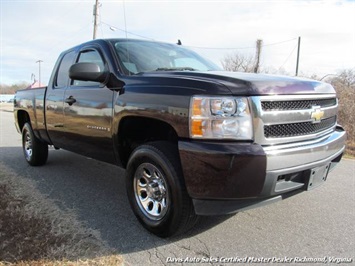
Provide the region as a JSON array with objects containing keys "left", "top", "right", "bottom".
[{"left": 306, "top": 163, "right": 330, "bottom": 190}]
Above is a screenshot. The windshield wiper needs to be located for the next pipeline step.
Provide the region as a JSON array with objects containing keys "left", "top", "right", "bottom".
[{"left": 155, "top": 67, "right": 197, "bottom": 71}]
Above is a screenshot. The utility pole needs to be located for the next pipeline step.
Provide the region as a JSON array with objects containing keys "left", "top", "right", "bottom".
[
  {"left": 36, "top": 60, "right": 43, "bottom": 86},
  {"left": 254, "top": 39, "right": 263, "bottom": 73},
  {"left": 93, "top": 0, "right": 99, "bottom": 39},
  {"left": 295, "top": 36, "right": 301, "bottom": 76}
]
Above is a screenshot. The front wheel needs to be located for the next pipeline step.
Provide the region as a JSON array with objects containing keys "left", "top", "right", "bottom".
[
  {"left": 22, "top": 123, "right": 48, "bottom": 166},
  {"left": 126, "top": 141, "right": 198, "bottom": 237}
]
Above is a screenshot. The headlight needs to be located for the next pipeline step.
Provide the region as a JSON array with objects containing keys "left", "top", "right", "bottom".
[{"left": 189, "top": 96, "right": 253, "bottom": 140}]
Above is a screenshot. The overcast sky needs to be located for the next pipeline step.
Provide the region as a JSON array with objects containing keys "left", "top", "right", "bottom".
[{"left": 1, "top": 0, "right": 354, "bottom": 86}]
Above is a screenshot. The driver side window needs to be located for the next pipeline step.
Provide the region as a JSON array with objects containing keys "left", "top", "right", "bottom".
[{"left": 72, "top": 50, "right": 105, "bottom": 87}]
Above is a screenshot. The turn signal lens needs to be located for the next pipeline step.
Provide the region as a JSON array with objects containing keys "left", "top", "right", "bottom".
[
  {"left": 192, "top": 98, "right": 202, "bottom": 116},
  {"left": 191, "top": 120, "right": 203, "bottom": 137}
]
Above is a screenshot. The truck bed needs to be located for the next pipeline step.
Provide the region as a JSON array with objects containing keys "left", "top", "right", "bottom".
[{"left": 14, "top": 87, "right": 47, "bottom": 138}]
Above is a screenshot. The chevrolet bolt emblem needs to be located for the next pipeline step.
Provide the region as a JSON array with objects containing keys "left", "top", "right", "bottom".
[{"left": 311, "top": 106, "right": 324, "bottom": 123}]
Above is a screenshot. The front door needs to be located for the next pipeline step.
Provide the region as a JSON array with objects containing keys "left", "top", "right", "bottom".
[{"left": 63, "top": 48, "right": 115, "bottom": 163}]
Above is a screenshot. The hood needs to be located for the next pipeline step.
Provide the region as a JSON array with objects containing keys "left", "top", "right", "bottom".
[
  {"left": 209, "top": 71, "right": 335, "bottom": 95},
  {"left": 150, "top": 71, "right": 336, "bottom": 96}
]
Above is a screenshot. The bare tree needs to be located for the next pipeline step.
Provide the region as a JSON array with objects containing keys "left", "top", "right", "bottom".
[
  {"left": 328, "top": 69, "right": 355, "bottom": 157},
  {"left": 0, "top": 82, "right": 30, "bottom": 94},
  {"left": 221, "top": 52, "right": 255, "bottom": 73},
  {"left": 221, "top": 39, "right": 263, "bottom": 73},
  {"left": 261, "top": 66, "right": 290, "bottom": 76},
  {"left": 330, "top": 69, "right": 355, "bottom": 88}
]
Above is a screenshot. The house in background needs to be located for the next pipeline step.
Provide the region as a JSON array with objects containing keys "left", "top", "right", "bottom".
[{"left": 26, "top": 81, "right": 45, "bottom": 89}]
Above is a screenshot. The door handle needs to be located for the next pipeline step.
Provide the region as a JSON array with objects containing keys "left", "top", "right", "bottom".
[{"left": 65, "top": 96, "right": 76, "bottom": 106}]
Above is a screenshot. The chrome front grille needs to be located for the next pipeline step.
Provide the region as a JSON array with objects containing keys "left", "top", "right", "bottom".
[
  {"left": 264, "top": 116, "right": 337, "bottom": 138},
  {"left": 261, "top": 98, "right": 337, "bottom": 111},
  {"left": 251, "top": 94, "right": 338, "bottom": 145}
]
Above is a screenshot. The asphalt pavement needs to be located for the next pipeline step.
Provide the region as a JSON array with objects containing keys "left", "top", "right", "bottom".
[{"left": 1, "top": 106, "right": 354, "bottom": 265}]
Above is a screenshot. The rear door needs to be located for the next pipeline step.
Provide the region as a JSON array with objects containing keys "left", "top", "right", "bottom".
[{"left": 63, "top": 47, "right": 115, "bottom": 163}]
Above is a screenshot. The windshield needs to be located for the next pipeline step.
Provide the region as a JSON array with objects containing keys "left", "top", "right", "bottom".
[{"left": 110, "top": 39, "right": 220, "bottom": 75}]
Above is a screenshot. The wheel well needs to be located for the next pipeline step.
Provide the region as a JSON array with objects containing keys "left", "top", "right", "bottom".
[
  {"left": 118, "top": 117, "right": 179, "bottom": 168},
  {"left": 17, "top": 110, "right": 30, "bottom": 132}
]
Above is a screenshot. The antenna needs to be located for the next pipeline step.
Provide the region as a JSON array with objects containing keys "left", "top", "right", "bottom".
[{"left": 295, "top": 36, "right": 301, "bottom": 76}]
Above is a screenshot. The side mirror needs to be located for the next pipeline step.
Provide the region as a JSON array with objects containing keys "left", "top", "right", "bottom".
[{"left": 69, "top": 62, "right": 108, "bottom": 83}]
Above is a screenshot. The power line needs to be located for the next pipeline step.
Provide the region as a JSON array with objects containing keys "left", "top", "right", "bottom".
[
  {"left": 99, "top": 21, "right": 297, "bottom": 51},
  {"left": 101, "top": 21, "right": 155, "bottom": 40},
  {"left": 185, "top": 37, "right": 297, "bottom": 50},
  {"left": 263, "top": 38, "right": 298, "bottom": 47},
  {"left": 278, "top": 43, "right": 298, "bottom": 71}
]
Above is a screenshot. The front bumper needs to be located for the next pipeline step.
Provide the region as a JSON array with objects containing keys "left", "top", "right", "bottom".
[{"left": 178, "top": 126, "right": 346, "bottom": 215}]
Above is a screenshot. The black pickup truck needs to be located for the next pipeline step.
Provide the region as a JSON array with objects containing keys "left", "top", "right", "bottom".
[{"left": 14, "top": 39, "right": 346, "bottom": 237}]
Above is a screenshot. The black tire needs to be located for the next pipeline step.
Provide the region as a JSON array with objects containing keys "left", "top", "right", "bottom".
[
  {"left": 126, "top": 141, "right": 198, "bottom": 237},
  {"left": 22, "top": 122, "right": 48, "bottom": 166}
]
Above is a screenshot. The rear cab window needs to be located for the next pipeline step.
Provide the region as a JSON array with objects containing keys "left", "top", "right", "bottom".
[{"left": 55, "top": 51, "right": 76, "bottom": 88}]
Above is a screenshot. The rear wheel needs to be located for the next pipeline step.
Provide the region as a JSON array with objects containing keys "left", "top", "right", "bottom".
[
  {"left": 126, "top": 141, "right": 198, "bottom": 237},
  {"left": 22, "top": 123, "right": 48, "bottom": 166}
]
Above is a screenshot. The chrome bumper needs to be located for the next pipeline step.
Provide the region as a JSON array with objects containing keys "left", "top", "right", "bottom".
[
  {"left": 192, "top": 127, "right": 346, "bottom": 215},
  {"left": 264, "top": 128, "right": 346, "bottom": 171},
  {"left": 261, "top": 127, "right": 346, "bottom": 197}
]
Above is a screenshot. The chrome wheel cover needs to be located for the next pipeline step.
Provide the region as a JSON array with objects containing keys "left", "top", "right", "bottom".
[
  {"left": 133, "top": 163, "right": 169, "bottom": 220},
  {"left": 24, "top": 131, "right": 33, "bottom": 160}
]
